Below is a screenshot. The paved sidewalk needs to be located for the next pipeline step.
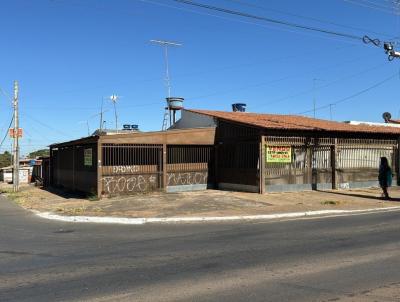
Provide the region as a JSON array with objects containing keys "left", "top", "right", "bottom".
[{"left": 1, "top": 183, "right": 400, "bottom": 219}]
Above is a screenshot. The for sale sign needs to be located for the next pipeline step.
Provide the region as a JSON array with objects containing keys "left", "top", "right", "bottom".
[{"left": 266, "top": 146, "right": 292, "bottom": 163}]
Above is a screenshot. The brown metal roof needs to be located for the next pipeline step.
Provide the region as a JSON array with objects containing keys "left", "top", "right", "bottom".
[{"left": 187, "top": 109, "right": 400, "bottom": 135}]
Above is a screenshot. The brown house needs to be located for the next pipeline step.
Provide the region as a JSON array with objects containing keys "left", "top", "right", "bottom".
[
  {"left": 50, "top": 127, "right": 215, "bottom": 197},
  {"left": 50, "top": 109, "right": 400, "bottom": 197}
]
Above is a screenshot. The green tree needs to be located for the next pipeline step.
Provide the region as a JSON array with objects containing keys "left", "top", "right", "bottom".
[
  {"left": 28, "top": 149, "right": 49, "bottom": 159},
  {"left": 0, "top": 151, "right": 12, "bottom": 168}
]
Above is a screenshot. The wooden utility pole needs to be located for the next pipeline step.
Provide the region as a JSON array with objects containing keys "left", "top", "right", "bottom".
[{"left": 12, "top": 80, "right": 19, "bottom": 192}]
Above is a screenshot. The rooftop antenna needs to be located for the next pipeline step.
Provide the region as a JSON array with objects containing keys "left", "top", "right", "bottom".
[
  {"left": 109, "top": 94, "right": 120, "bottom": 133},
  {"left": 312, "top": 78, "right": 324, "bottom": 119},
  {"left": 150, "top": 39, "right": 182, "bottom": 98},
  {"left": 78, "top": 121, "right": 90, "bottom": 136},
  {"left": 150, "top": 39, "right": 183, "bottom": 130},
  {"left": 99, "top": 96, "right": 107, "bottom": 131}
]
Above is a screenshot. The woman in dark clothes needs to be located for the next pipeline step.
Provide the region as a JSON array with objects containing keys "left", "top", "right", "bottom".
[{"left": 378, "top": 157, "right": 392, "bottom": 200}]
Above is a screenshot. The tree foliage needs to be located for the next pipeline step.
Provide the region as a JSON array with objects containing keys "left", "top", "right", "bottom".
[
  {"left": 0, "top": 151, "right": 12, "bottom": 168},
  {"left": 28, "top": 149, "right": 49, "bottom": 159}
]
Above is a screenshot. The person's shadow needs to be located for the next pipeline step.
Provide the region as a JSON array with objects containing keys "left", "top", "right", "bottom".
[{"left": 316, "top": 190, "right": 400, "bottom": 202}]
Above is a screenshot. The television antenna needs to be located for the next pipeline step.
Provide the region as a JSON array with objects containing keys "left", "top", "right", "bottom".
[
  {"left": 109, "top": 94, "right": 120, "bottom": 132},
  {"left": 312, "top": 78, "right": 324, "bottom": 119},
  {"left": 78, "top": 121, "right": 90, "bottom": 136},
  {"left": 150, "top": 39, "right": 183, "bottom": 130},
  {"left": 150, "top": 39, "right": 182, "bottom": 98}
]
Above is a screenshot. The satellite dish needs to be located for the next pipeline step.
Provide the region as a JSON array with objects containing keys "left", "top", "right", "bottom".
[{"left": 383, "top": 112, "right": 392, "bottom": 123}]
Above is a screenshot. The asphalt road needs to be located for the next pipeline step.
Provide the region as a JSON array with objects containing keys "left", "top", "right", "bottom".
[{"left": 1, "top": 195, "right": 400, "bottom": 302}]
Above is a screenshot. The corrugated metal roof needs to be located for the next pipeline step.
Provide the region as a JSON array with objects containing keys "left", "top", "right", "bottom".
[{"left": 186, "top": 109, "right": 400, "bottom": 135}]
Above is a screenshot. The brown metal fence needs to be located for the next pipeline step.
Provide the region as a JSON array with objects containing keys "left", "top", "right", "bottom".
[
  {"left": 216, "top": 142, "right": 259, "bottom": 187},
  {"left": 51, "top": 144, "right": 98, "bottom": 194},
  {"left": 264, "top": 136, "right": 398, "bottom": 192},
  {"left": 99, "top": 144, "right": 214, "bottom": 195},
  {"left": 166, "top": 145, "right": 214, "bottom": 188},
  {"left": 100, "top": 144, "right": 163, "bottom": 195}
]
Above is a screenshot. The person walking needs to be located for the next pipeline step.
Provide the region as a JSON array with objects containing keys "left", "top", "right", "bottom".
[{"left": 378, "top": 157, "right": 392, "bottom": 200}]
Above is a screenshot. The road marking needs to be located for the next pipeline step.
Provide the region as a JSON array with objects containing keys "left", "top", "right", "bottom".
[{"left": 33, "top": 206, "right": 400, "bottom": 225}]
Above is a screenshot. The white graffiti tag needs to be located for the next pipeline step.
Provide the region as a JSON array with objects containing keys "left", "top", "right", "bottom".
[
  {"left": 112, "top": 165, "right": 140, "bottom": 174},
  {"left": 167, "top": 172, "right": 208, "bottom": 186},
  {"left": 102, "top": 175, "right": 157, "bottom": 194}
]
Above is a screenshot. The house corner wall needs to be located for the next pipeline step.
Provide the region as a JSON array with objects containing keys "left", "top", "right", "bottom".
[{"left": 171, "top": 110, "right": 217, "bottom": 129}]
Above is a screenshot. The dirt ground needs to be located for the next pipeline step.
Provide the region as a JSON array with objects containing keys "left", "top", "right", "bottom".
[{"left": 1, "top": 183, "right": 400, "bottom": 218}]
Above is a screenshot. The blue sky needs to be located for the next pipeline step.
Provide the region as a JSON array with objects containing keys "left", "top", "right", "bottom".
[{"left": 1, "top": 0, "right": 400, "bottom": 155}]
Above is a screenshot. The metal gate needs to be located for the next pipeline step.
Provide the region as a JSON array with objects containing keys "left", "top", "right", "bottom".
[
  {"left": 166, "top": 145, "right": 214, "bottom": 192},
  {"left": 216, "top": 141, "right": 259, "bottom": 192},
  {"left": 101, "top": 144, "right": 163, "bottom": 196},
  {"left": 264, "top": 137, "right": 398, "bottom": 192}
]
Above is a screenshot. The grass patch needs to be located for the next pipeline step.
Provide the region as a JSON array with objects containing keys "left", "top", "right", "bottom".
[
  {"left": 86, "top": 193, "right": 99, "bottom": 201},
  {"left": 63, "top": 205, "right": 87, "bottom": 215},
  {"left": 0, "top": 188, "right": 13, "bottom": 194},
  {"left": 321, "top": 200, "right": 341, "bottom": 206}
]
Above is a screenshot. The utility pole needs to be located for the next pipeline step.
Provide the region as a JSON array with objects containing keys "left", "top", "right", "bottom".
[{"left": 12, "top": 80, "right": 19, "bottom": 192}]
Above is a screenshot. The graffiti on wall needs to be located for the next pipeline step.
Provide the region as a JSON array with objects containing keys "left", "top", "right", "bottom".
[
  {"left": 101, "top": 174, "right": 158, "bottom": 194},
  {"left": 112, "top": 165, "right": 140, "bottom": 174},
  {"left": 167, "top": 172, "right": 208, "bottom": 186}
]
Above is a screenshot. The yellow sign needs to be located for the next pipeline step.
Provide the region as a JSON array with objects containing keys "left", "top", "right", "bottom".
[{"left": 266, "top": 146, "right": 292, "bottom": 163}]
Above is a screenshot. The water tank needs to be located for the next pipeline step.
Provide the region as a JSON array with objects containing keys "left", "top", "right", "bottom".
[
  {"left": 167, "top": 97, "right": 184, "bottom": 110},
  {"left": 232, "top": 103, "right": 246, "bottom": 112}
]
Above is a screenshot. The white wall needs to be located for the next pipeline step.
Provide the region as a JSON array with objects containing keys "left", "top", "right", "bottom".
[{"left": 171, "top": 110, "right": 216, "bottom": 129}]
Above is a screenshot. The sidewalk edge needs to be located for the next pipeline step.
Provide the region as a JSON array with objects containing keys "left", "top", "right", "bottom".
[{"left": 33, "top": 206, "right": 400, "bottom": 225}]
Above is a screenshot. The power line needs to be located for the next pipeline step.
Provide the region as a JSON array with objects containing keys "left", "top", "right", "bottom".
[
  {"left": 20, "top": 112, "right": 72, "bottom": 138},
  {"left": 258, "top": 60, "right": 389, "bottom": 109},
  {"left": 226, "top": 0, "right": 395, "bottom": 38},
  {"left": 345, "top": 0, "right": 399, "bottom": 11},
  {"left": 185, "top": 50, "right": 371, "bottom": 102},
  {"left": 172, "top": 0, "right": 362, "bottom": 41},
  {"left": 141, "top": 0, "right": 364, "bottom": 47},
  {"left": 0, "top": 115, "right": 14, "bottom": 151},
  {"left": 342, "top": 0, "right": 400, "bottom": 15},
  {"left": 297, "top": 73, "right": 397, "bottom": 115}
]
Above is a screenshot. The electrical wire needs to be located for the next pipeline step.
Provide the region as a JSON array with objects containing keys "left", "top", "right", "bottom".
[
  {"left": 185, "top": 50, "right": 370, "bottom": 102},
  {"left": 0, "top": 115, "right": 14, "bottom": 151},
  {"left": 0, "top": 87, "right": 11, "bottom": 101},
  {"left": 22, "top": 44, "right": 356, "bottom": 112},
  {"left": 345, "top": 0, "right": 399, "bottom": 11},
  {"left": 20, "top": 112, "right": 72, "bottom": 138},
  {"left": 226, "top": 0, "right": 395, "bottom": 38},
  {"left": 349, "top": 0, "right": 399, "bottom": 11},
  {"left": 172, "top": 0, "right": 362, "bottom": 41},
  {"left": 258, "top": 61, "right": 390, "bottom": 108},
  {"left": 343, "top": 0, "right": 400, "bottom": 15},
  {"left": 297, "top": 73, "right": 397, "bottom": 115}
]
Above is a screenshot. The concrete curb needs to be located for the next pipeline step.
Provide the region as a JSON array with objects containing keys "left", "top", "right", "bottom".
[{"left": 33, "top": 206, "right": 400, "bottom": 225}]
